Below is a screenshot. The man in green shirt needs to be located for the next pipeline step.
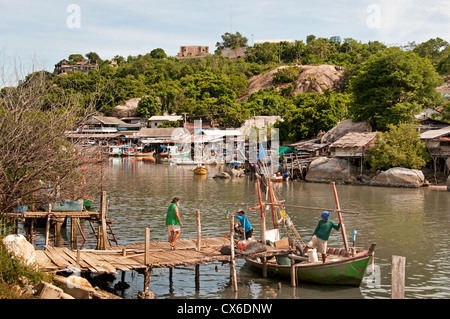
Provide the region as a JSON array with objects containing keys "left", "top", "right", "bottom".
[
  {"left": 166, "top": 197, "right": 183, "bottom": 250},
  {"left": 304, "top": 211, "right": 340, "bottom": 263}
]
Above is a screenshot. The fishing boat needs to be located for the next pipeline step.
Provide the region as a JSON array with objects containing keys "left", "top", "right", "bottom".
[
  {"left": 160, "top": 145, "right": 190, "bottom": 160},
  {"left": 245, "top": 243, "right": 375, "bottom": 287},
  {"left": 270, "top": 173, "right": 283, "bottom": 183},
  {"left": 83, "top": 196, "right": 94, "bottom": 209},
  {"left": 193, "top": 164, "right": 207, "bottom": 175},
  {"left": 108, "top": 145, "right": 135, "bottom": 156},
  {"left": 242, "top": 163, "right": 375, "bottom": 287},
  {"left": 134, "top": 147, "right": 155, "bottom": 157}
]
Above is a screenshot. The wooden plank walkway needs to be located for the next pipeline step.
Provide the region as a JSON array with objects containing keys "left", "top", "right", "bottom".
[{"left": 35, "top": 237, "right": 290, "bottom": 275}]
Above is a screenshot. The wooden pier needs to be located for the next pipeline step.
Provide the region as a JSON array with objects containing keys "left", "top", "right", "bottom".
[{"left": 35, "top": 237, "right": 290, "bottom": 274}]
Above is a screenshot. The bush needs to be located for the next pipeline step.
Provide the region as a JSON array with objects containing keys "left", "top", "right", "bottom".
[
  {"left": 0, "top": 239, "right": 54, "bottom": 298},
  {"left": 273, "top": 66, "right": 302, "bottom": 84},
  {"left": 367, "top": 123, "right": 431, "bottom": 170}
]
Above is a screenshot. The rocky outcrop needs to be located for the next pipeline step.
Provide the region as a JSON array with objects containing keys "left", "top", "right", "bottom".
[
  {"left": 111, "top": 97, "right": 141, "bottom": 118},
  {"left": 305, "top": 157, "right": 359, "bottom": 184},
  {"left": 370, "top": 167, "right": 425, "bottom": 188},
  {"left": 2, "top": 234, "right": 36, "bottom": 268},
  {"left": 239, "top": 64, "right": 345, "bottom": 102},
  {"left": 305, "top": 158, "right": 427, "bottom": 188},
  {"left": 322, "top": 119, "right": 373, "bottom": 144}
]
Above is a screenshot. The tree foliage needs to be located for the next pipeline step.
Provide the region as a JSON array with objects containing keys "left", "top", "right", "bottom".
[
  {"left": 215, "top": 32, "right": 248, "bottom": 51},
  {"left": 367, "top": 124, "right": 431, "bottom": 170},
  {"left": 0, "top": 71, "right": 105, "bottom": 217},
  {"left": 348, "top": 47, "right": 443, "bottom": 131}
]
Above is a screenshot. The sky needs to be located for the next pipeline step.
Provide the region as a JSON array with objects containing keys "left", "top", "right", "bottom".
[{"left": 1, "top": 0, "right": 450, "bottom": 82}]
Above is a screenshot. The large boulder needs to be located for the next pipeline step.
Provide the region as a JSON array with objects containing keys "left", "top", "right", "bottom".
[
  {"left": 322, "top": 119, "right": 373, "bottom": 144},
  {"left": 370, "top": 167, "right": 425, "bottom": 188},
  {"left": 111, "top": 97, "right": 141, "bottom": 118},
  {"left": 2, "top": 234, "right": 36, "bottom": 268},
  {"left": 305, "top": 157, "right": 359, "bottom": 183}
]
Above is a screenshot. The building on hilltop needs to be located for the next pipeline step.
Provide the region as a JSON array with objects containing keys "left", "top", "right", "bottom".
[
  {"left": 54, "top": 60, "right": 98, "bottom": 75},
  {"left": 177, "top": 46, "right": 210, "bottom": 58}
]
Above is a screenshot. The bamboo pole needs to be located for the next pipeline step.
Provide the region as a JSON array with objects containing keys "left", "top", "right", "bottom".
[
  {"left": 332, "top": 182, "right": 349, "bottom": 252},
  {"left": 264, "top": 203, "right": 359, "bottom": 215},
  {"left": 267, "top": 179, "right": 278, "bottom": 229},
  {"left": 256, "top": 178, "right": 267, "bottom": 278},
  {"left": 229, "top": 214, "right": 238, "bottom": 292}
]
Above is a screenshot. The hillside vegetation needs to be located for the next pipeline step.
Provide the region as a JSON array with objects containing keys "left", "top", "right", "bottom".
[{"left": 5, "top": 35, "right": 450, "bottom": 141}]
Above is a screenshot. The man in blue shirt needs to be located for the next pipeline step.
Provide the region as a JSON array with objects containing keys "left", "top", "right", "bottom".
[{"left": 235, "top": 210, "right": 253, "bottom": 240}]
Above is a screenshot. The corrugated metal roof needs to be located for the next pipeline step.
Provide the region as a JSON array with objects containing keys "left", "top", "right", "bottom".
[
  {"left": 420, "top": 126, "right": 450, "bottom": 139},
  {"left": 330, "top": 132, "right": 377, "bottom": 148},
  {"left": 137, "top": 128, "right": 188, "bottom": 138}
]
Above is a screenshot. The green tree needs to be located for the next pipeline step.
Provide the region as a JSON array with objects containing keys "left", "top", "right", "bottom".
[
  {"left": 68, "top": 54, "right": 85, "bottom": 62},
  {"left": 215, "top": 32, "right": 248, "bottom": 51},
  {"left": 367, "top": 123, "right": 431, "bottom": 170},
  {"left": 412, "top": 37, "right": 450, "bottom": 67},
  {"left": 273, "top": 66, "right": 302, "bottom": 84},
  {"left": 348, "top": 47, "right": 443, "bottom": 131},
  {"left": 136, "top": 95, "right": 161, "bottom": 119},
  {"left": 86, "top": 52, "right": 102, "bottom": 64},
  {"left": 150, "top": 48, "right": 167, "bottom": 59},
  {"left": 275, "top": 90, "right": 349, "bottom": 142}
]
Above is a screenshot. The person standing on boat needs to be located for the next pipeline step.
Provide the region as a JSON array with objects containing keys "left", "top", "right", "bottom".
[
  {"left": 304, "top": 211, "right": 340, "bottom": 263},
  {"left": 235, "top": 210, "right": 253, "bottom": 240},
  {"left": 166, "top": 197, "right": 183, "bottom": 250}
]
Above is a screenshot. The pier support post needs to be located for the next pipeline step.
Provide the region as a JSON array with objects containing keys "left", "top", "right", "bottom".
[
  {"left": 97, "top": 191, "right": 109, "bottom": 250},
  {"left": 145, "top": 228, "right": 150, "bottom": 265},
  {"left": 45, "top": 205, "right": 51, "bottom": 246},
  {"left": 290, "top": 258, "right": 297, "bottom": 287},
  {"left": 229, "top": 214, "right": 238, "bottom": 292},
  {"left": 196, "top": 209, "right": 201, "bottom": 251},
  {"left": 70, "top": 217, "right": 78, "bottom": 250},
  {"left": 391, "top": 255, "right": 406, "bottom": 299}
]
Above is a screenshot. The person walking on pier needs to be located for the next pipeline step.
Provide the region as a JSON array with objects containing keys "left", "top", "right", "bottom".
[
  {"left": 166, "top": 197, "right": 183, "bottom": 250},
  {"left": 304, "top": 211, "right": 340, "bottom": 263}
]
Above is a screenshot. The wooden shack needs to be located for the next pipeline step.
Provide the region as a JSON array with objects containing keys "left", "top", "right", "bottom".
[
  {"left": 420, "top": 125, "right": 450, "bottom": 175},
  {"left": 329, "top": 132, "right": 377, "bottom": 158}
]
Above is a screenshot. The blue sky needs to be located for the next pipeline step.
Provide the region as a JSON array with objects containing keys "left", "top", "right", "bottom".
[{"left": 1, "top": 0, "right": 450, "bottom": 79}]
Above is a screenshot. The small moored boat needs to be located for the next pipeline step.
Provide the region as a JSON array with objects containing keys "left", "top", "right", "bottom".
[
  {"left": 245, "top": 243, "right": 376, "bottom": 287},
  {"left": 193, "top": 164, "right": 207, "bottom": 175}
]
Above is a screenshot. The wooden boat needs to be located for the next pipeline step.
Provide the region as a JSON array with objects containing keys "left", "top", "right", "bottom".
[
  {"left": 134, "top": 148, "right": 155, "bottom": 157},
  {"left": 244, "top": 163, "right": 375, "bottom": 287},
  {"left": 108, "top": 145, "right": 135, "bottom": 156},
  {"left": 83, "top": 196, "right": 94, "bottom": 209},
  {"left": 245, "top": 243, "right": 376, "bottom": 287},
  {"left": 37, "top": 199, "right": 84, "bottom": 228},
  {"left": 193, "top": 164, "right": 207, "bottom": 175},
  {"left": 270, "top": 174, "right": 283, "bottom": 183}
]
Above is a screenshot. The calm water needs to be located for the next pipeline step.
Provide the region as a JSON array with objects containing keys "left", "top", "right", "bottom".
[{"left": 32, "top": 157, "right": 450, "bottom": 299}]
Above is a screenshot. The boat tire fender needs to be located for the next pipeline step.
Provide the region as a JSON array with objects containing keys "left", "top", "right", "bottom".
[{"left": 296, "top": 245, "right": 305, "bottom": 257}]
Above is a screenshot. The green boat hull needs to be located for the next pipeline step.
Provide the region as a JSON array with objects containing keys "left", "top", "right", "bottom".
[{"left": 245, "top": 252, "right": 373, "bottom": 287}]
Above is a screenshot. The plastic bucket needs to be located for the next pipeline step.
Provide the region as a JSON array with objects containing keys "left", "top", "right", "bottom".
[{"left": 308, "top": 248, "right": 318, "bottom": 262}]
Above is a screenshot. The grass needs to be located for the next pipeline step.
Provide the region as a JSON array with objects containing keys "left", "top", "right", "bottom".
[{"left": 0, "top": 236, "right": 54, "bottom": 299}]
